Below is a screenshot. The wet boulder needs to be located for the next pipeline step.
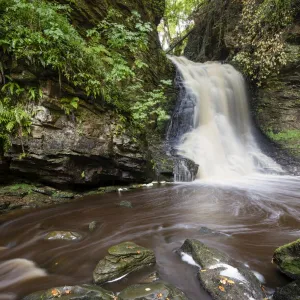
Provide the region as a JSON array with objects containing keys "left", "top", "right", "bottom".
[
  {"left": 93, "top": 242, "right": 155, "bottom": 284},
  {"left": 52, "top": 191, "right": 75, "bottom": 199},
  {"left": 273, "top": 239, "right": 300, "bottom": 279},
  {"left": 23, "top": 285, "right": 114, "bottom": 300},
  {"left": 45, "top": 231, "right": 82, "bottom": 241},
  {"left": 273, "top": 280, "right": 300, "bottom": 300},
  {"left": 179, "top": 239, "right": 265, "bottom": 300},
  {"left": 89, "top": 221, "right": 98, "bottom": 232},
  {"left": 119, "top": 200, "right": 133, "bottom": 208},
  {"left": 118, "top": 282, "right": 188, "bottom": 300}
]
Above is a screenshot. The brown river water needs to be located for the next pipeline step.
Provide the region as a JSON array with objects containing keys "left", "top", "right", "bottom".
[{"left": 1, "top": 174, "right": 300, "bottom": 300}]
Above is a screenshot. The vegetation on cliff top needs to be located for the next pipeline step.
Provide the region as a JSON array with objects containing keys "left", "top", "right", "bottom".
[
  {"left": 161, "top": 0, "right": 296, "bottom": 86},
  {"left": 0, "top": 0, "right": 170, "bottom": 154},
  {"left": 233, "top": 0, "right": 294, "bottom": 85}
]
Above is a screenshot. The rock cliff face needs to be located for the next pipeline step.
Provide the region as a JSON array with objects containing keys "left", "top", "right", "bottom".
[
  {"left": 1, "top": 0, "right": 169, "bottom": 187},
  {"left": 8, "top": 91, "right": 153, "bottom": 187},
  {"left": 185, "top": 0, "right": 300, "bottom": 171}
]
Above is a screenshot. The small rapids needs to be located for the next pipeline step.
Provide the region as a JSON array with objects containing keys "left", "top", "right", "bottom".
[{"left": 1, "top": 177, "right": 300, "bottom": 299}]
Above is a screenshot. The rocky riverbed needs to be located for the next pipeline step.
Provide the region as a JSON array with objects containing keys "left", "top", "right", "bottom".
[
  {"left": 1, "top": 180, "right": 300, "bottom": 299},
  {"left": 19, "top": 237, "right": 300, "bottom": 300}
]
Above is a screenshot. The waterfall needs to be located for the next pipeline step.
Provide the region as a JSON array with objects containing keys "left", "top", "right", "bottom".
[{"left": 168, "top": 56, "right": 282, "bottom": 180}]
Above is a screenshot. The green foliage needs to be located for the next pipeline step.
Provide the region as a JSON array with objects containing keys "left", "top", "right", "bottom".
[
  {"left": 159, "top": 0, "right": 203, "bottom": 53},
  {"left": 0, "top": 0, "right": 104, "bottom": 97},
  {"left": 8, "top": 183, "right": 34, "bottom": 192},
  {"left": 131, "top": 80, "right": 172, "bottom": 129},
  {"left": 0, "top": 0, "right": 172, "bottom": 153},
  {"left": 233, "top": 0, "right": 294, "bottom": 85},
  {"left": 60, "top": 97, "right": 79, "bottom": 115},
  {"left": 0, "top": 80, "right": 34, "bottom": 153},
  {"left": 267, "top": 129, "right": 300, "bottom": 142},
  {"left": 85, "top": 9, "right": 153, "bottom": 109}
]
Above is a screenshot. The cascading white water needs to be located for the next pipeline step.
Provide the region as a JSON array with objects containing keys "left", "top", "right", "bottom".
[{"left": 169, "top": 56, "right": 282, "bottom": 180}]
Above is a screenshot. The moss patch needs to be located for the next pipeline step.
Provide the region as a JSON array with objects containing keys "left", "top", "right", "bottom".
[
  {"left": 0, "top": 183, "right": 35, "bottom": 197},
  {"left": 273, "top": 239, "right": 300, "bottom": 279},
  {"left": 267, "top": 130, "right": 300, "bottom": 142}
]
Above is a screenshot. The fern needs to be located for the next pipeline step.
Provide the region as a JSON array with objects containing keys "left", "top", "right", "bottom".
[{"left": 0, "top": 0, "right": 171, "bottom": 154}]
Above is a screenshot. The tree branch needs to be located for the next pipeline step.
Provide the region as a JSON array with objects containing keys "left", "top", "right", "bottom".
[{"left": 166, "top": 28, "right": 194, "bottom": 54}]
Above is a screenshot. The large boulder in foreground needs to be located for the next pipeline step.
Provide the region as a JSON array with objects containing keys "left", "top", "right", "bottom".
[
  {"left": 118, "top": 282, "right": 188, "bottom": 300},
  {"left": 179, "top": 239, "right": 265, "bottom": 300},
  {"left": 23, "top": 285, "right": 114, "bottom": 300},
  {"left": 93, "top": 242, "right": 156, "bottom": 284},
  {"left": 273, "top": 239, "right": 300, "bottom": 279},
  {"left": 273, "top": 280, "right": 300, "bottom": 300}
]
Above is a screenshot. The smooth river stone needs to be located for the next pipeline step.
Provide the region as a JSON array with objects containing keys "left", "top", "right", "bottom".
[
  {"left": 273, "top": 280, "right": 300, "bottom": 300},
  {"left": 93, "top": 242, "right": 155, "bottom": 284},
  {"left": 179, "top": 239, "right": 265, "bottom": 300}
]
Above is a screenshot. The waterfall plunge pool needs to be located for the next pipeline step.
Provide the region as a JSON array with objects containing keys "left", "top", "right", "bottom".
[{"left": 1, "top": 175, "right": 300, "bottom": 299}]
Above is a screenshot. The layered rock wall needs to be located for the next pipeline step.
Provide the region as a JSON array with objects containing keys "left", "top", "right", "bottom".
[{"left": 1, "top": 0, "right": 169, "bottom": 187}]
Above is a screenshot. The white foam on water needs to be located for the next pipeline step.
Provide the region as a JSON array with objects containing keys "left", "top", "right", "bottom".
[
  {"left": 180, "top": 252, "right": 201, "bottom": 268},
  {"left": 0, "top": 259, "right": 46, "bottom": 291},
  {"left": 252, "top": 270, "right": 265, "bottom": 283},
  {"left": 107, "top": 273, "right": 129, "bottom": 283},
  {"left": 244, "top": 293, "right": 256, "bottom": 300},
  {"left": 209, "top": 263, "right": 247, "bottom": 283}
]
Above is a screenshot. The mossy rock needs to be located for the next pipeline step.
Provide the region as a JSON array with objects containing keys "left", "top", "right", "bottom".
[
  {"left": 52, "top": 191, "right": 74, "bottom": 199},
  {"left": 93, "top": 242, "right": 156, "bottom": 284},
  {"left": 273, "top": 280, "right": 300, "bottom": 300},
  {"left": 89, "top": 221, "right": 98, "bottom": 232},
  {"left": 97, "top": 186, "right": 121, "bottom": 193},
  {"left": 45, "top": 231, "right": 82, "bottom": 241},
  {"left": 180, "top": 238, "right": 229, "bottom": 267},
  {"left": 118, "top": 282, "right": 188, "bottom": 300},
  {"left": 23, "top": 284, "right": 114, "bottom": 300},
  {"left": 119, "top": 200, "right": 133, "bottom": 208},
  {"left": 32, "top": 187, "right": 56, "bottom": 196},
  {"left": 273, "top": 239, "right": 300, "bottom": 279},
  {"left": 22, "top": 193, "right": 52, "bottom": 205},
  {"left": 0, "top": 184, "right": 35, "bottom": 197},
  {"left": 179, "top": 239, "right": 265, "bottom": 300}
]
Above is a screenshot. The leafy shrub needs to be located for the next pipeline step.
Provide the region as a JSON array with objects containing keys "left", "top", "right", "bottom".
[
  {"left": 0, "top": 0, "right": 170, "bottom": 153},
  {"left": 0, "top": 83, "right": 33, "bottom": 153},
  {"left": 233, "top": 0, "right": 293, "bottom": 85}
]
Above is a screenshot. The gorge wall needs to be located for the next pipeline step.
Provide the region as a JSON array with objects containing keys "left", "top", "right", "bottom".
[{"left": 0, "top": 0, "right": 172, "bottom": 187}]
